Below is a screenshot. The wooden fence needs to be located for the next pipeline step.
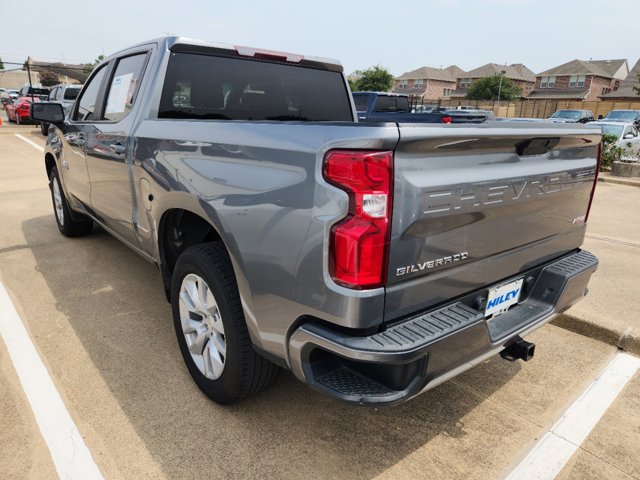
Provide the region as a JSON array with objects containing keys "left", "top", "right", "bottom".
[{"left": 411, "top": 97, "right": 640, "bottom": 119}]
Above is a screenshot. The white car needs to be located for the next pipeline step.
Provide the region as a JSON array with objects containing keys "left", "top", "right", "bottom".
[{"left": 590, "top": 121, "right": 640, "bottom": 161}]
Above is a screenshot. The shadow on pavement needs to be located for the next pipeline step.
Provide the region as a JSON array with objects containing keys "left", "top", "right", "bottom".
[{"left": 22, "top": 214, "right": 523, "bottom": 479}]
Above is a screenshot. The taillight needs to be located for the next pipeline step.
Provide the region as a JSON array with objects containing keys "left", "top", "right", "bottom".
[
  {"left": 441, "top": 116, "right": 452, "bottom": 124},
  {"left": 323, "top": 150, "right": 393, "bottom": 289},
  {"left": 585, "top": 141, "right": 601, "bottom": 222}
]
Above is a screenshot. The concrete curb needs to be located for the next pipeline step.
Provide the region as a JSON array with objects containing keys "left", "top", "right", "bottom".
[
  {"left": 598, "top": 174, "right": 640, "bottom": 188},
  {"left": 551, "top": 313, "right": 640, "bottom": 356}
]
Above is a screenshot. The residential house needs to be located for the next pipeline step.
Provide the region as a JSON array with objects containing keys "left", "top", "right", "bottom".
[
  {"left": 393, "top": 65, "right": 464, "bottom": 100},
  {"left": 599, "top": 58, "right": 640, "bottom": 101},
  {"left": 528, "top": 59, "right": 628, "bottom": 101},
  {"left": 451, "top": 63, "right": 536, "bottom": 99}
]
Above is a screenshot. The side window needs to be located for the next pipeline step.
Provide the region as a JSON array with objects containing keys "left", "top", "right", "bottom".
[
  {"left": 48, "top": 87, "right": 57, "bottom": 101},
  {"left": 104, "top": 53, "right": 147, "bottom": 123},
  {"left": 74, "top": 65, "right": 107, "bottom": 121}
]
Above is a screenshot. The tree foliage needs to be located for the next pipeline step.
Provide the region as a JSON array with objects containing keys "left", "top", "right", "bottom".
[
  {"left": 352, "top": 65, "right": 394, "bottom": 92},
  {"left": 0, "top": 57, "right": 4, "bottom": 70},
  {"left": 634, "top": 74, "right": 640, "bottom": 96},
  {"left": 466, "top": 75, "right": 521, "bottom": 101},
  {"left": 40, "top": 70, "right": 59, "bottom": 87}
]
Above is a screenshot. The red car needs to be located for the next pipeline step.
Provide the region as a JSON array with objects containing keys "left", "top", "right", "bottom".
[{"left": 6, "top": 96, "right": 40, "bottom": 124}]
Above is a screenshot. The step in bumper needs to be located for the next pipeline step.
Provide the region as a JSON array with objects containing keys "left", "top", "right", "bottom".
[{"left": 288, "top": 249, "right": 598, "bottom": 406}]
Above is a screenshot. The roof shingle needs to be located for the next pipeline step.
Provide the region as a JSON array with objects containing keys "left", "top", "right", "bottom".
[
  {"left": 396, "top": 65, "right": 463, "bottom": 82},
  {"left": 538, "top": 59, "right": 627, "bottom": 79}
]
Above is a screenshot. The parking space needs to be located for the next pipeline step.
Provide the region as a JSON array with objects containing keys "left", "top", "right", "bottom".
[{"left": 1, "top": 126, "right": 639, "bottom": 479}]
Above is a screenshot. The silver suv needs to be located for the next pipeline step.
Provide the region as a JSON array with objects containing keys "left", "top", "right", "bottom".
[{"left": 40, "top": 83, "right": 82, "bottom": 135}]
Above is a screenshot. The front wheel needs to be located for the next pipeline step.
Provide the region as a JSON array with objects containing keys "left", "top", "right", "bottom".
[
  {"left": 49, "top": 167, "right": 93, "bottom": 237},
  {"left": 41, "top": 122, "right": 49, "bottom": 135},
  {"left": 171, "top": 243, "right": 279, "bottom": 404}
]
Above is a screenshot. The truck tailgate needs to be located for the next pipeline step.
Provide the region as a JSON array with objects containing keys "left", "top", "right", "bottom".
[{"left": 385, "top": 123, "right": 600, "bottom": 322}]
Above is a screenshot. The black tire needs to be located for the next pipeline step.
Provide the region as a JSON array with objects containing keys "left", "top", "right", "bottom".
[
  {"left": 49, "top": 167, "right": 93, "bottom": 237},
  {"left": 41, "top": 122, "right": 49, "bottom": 135},
  {"left": 171, "top": 243, "right": 278, "bottom": 404}
]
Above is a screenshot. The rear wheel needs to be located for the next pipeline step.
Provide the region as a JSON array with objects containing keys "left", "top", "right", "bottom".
[
  {"left": 49, "top": 166, "right": 93, "bottom": 237},
  {"left": 171, "top": 243, "right": 278, "bottom": 404}
]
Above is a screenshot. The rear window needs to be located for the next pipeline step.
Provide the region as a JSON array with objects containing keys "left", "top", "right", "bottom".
[
  {"left": 159, "top": 52, "right": 352, "bottom": 122},
  {"left": 64, "top": 88, "right": 81, "bottom": 100},
  {"left": 374, "top": 96, "right": 410, "bottom": 113}
]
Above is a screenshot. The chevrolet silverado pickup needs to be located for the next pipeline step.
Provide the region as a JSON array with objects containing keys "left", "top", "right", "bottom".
[{"left": 32, "top": 37, "right": 600, "bottom": 406}]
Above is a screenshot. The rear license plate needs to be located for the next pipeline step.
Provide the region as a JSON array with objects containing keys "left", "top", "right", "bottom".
[{"left": 485, "top": 278, "right": 524, "bottom": 318}]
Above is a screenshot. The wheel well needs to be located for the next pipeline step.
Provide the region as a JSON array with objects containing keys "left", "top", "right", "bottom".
[
  {"left": 45, "top": 153, "right": 56, "bottom": 180},
  {"left": 159, "top": 209, "right": 223, "bottom": 301}
]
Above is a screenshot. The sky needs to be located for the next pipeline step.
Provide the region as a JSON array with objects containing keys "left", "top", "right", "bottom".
[{"left": 1, "top": 0, "right": 639, "bottom": 76}]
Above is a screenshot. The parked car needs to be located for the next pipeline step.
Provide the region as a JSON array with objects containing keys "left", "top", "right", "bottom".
[
  {"left": 6, "top": 96, "right": 40, "bottom": 124},
  {"left": 19, "top": 85, "right": 50, "bottom": 100},
  {"left": 2, "top": 89, "right": 21, "bottom": 108},
  {"left": 600, "top": 110, "right": 640, "bottom": 128},
  {"left": 40, "top": 84, "right": 83, "bottom": 135},
  {"left": 548, "top": 109, "right": 594, "bottom": 124},
  {"left": 32, "top": 36, "right": 599, "bottom": 407},
  {"left": 591, "top": 121, "right": 640, "bottom": 161}
]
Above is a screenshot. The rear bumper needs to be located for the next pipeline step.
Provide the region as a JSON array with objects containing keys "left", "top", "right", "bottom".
[{"left": 288, "top": 249, "right": 598, "bottom": 406}]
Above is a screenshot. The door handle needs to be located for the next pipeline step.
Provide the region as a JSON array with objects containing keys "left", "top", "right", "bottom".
[{"left": 111, "top": 142, "right": 126, "bottom": 155}]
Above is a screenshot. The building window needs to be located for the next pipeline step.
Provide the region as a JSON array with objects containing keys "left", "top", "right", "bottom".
[
  {"left": 460, "top": 78, "right": 472, "bottom": 88},
  {"left": 540, "top": 76, "right": 556, "bottom": 88},
  {"left": 569, "top": 75, "right": 586, "bottom": 88},
  {"left": 398, "top": 80, "right": 407, "bottom": 89},
  {"left": 414, "top": 79, "right": 424, "bottom": 88}
]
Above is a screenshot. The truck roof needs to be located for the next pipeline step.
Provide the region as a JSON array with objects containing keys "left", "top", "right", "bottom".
[{"left": 107, "top": 36, "right": 344, "bottom": 72}]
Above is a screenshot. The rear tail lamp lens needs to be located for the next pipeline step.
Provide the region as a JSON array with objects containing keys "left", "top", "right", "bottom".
[{"left": 323, "top": 150, "right": 393, "bottom": 289}]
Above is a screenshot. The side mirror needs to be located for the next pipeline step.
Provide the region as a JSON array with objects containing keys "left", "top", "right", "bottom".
[
  {"left": 30, "top": 102, "right": 65, "bottom": 124},
  {"left": 597, "top": 114, "right": 603, "bottom": 119},
  {"left": 623, "top": 133, "right": 635, "bottom": 139}
]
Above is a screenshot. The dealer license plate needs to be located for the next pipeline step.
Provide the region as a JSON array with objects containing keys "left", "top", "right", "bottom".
[{"left": 484, "top": 278, "right": 524, "bottom": 318}]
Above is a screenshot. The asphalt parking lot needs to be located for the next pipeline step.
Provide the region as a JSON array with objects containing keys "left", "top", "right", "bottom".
[{"left": 1, "top": 120, "right": 640, "bottom": 480}]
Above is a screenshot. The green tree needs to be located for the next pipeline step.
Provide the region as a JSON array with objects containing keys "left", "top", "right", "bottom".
[
  {"left": 466, "top": 75, "right": 521, "bottom": 101},
  {"left": 633, "top": 74, "right": 640, "bottom": 96},
  {"left": 353, "top": 66, "right": 394, "bottom": 92},
  {"left": 40, "top": 70, "right": 59, "bottom": 86},
  {"left": 0, "top": 57, "right": 4, "bottom": 70},
  {"left": 94, "top": 54, "right": 106, "bottom": 65}
]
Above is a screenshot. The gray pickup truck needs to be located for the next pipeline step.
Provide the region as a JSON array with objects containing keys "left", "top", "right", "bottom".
[{"left": 32, "top": 37, "right": 600, "bottom": 406}]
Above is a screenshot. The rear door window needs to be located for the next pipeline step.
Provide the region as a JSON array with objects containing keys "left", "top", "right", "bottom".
[
  {"left": 159, "top": 52, "right": 352, "bottom": 122},
  {"left": 104, "top": 53, "right": 147, "bottom": 122}
]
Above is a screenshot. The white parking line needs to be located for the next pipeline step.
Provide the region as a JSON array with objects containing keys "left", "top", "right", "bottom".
[
  {"left": 506, "top": 352, "right": 640, "bottom": 480},
  {"left": 15, "top": 133, "right": 45, "bottom": 152},
  {"left": 0, "top": 282, "right": 104, "bottom": 480}
]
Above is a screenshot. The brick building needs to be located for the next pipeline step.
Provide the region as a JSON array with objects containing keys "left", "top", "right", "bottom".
[
  {"left": 451, "top": 63, "right": 536, "bottom": 99},
  {"left": 393, "top": 65, "right": 464, "bottom": 100},
  {"left": 599, "top": 59, "right": 639, "bottom": 101},
  {"left": 528, "top": 59, "right": 628, "bottom": 101}
]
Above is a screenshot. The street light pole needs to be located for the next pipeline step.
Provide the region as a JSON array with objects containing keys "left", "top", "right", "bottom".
[{"left": 497, "top": 69, "right": 507, "bottom": 102}]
